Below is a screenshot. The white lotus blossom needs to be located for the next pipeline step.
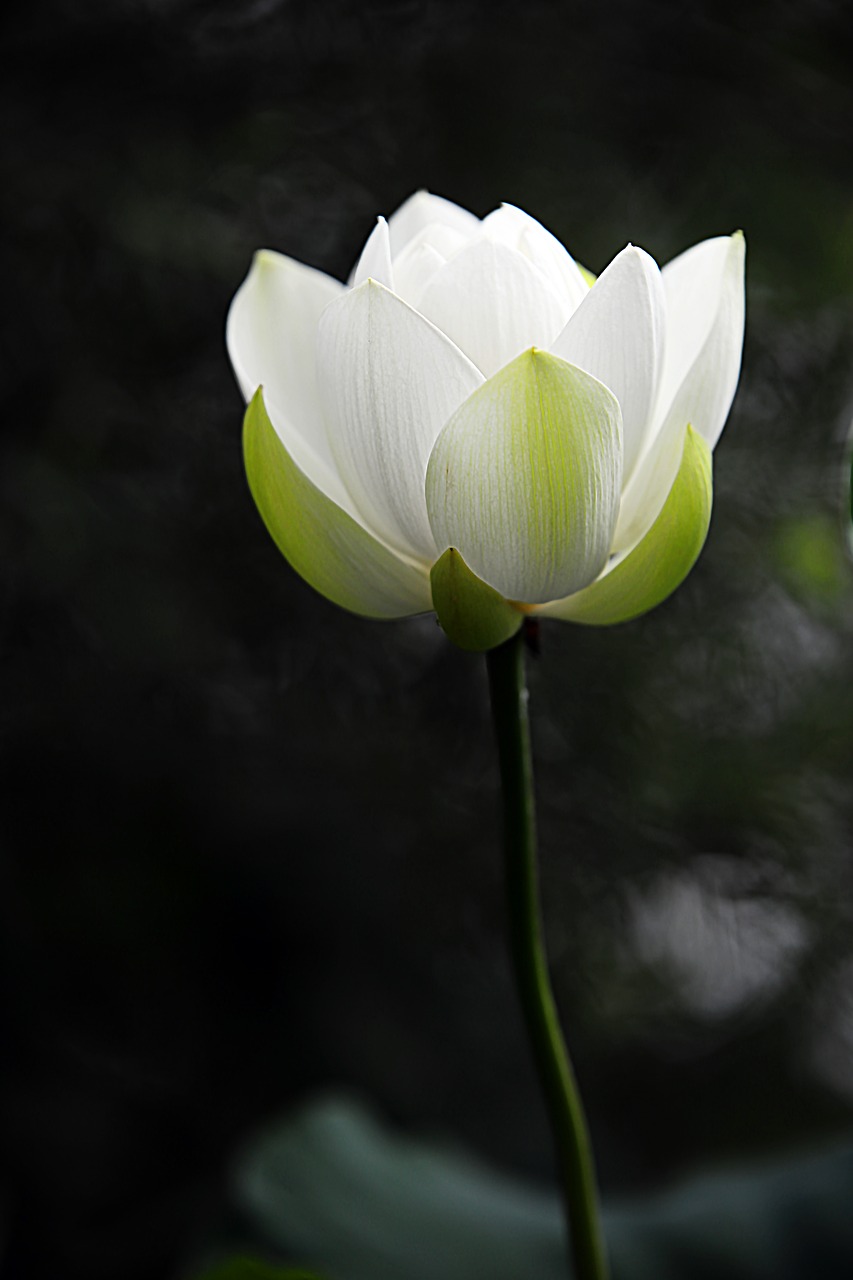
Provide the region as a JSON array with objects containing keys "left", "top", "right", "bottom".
[{"left": 227, "top": 192, "right": 745, "bottom": 650}]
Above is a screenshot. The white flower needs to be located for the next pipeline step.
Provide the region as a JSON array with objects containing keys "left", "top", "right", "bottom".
[{"left": 226, "top": 192, "right": 745, "bottom": 650}]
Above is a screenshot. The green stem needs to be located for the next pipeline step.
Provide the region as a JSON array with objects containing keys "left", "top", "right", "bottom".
[{"left": 486, "top": 626, "right": 609, "bottom": 1280}]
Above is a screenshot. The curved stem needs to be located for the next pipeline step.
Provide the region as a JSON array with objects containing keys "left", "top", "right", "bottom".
[{"left": 486, "top": 626, "right": 609, "bottom": 1280}]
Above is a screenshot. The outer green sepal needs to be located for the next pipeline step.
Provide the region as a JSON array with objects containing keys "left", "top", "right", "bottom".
[
  {"left": 431, "top": 548, "right": 524, "bottom": 651},
  {"left": 542, "top": 425, "right": 712, "bottom": 625},
  {"left": 243, "top": 389, "right": 431, "bottom": 619}
]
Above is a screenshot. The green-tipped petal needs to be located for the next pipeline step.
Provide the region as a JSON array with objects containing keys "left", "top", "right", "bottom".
[
  {"left": 426, "top": 349, "right": 623, "bottom": 604},
  {"left": 541, "top": 425, "right": 712, "bottom": 625},
  {"left": 430, "top": 548, "right": 524, "bottom": 651},
  {"left": 244, "top": 389, "right": 431, "bottom": 619}
]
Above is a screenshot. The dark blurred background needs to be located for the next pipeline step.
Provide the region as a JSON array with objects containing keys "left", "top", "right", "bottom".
[{"left": 2, "top": 0, "right": 853, "bottom": 1277}]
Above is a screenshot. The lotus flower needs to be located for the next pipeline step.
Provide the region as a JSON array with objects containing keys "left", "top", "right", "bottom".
[{"left": 227, "top": 192, "right": 745, "bottom": 650}]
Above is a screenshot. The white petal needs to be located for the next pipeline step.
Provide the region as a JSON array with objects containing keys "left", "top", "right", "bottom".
[
  {"left": 655, "top": 232, "right": 746, "bottom": 448},
  {"left": 613, "top": 233, "right": 745, "bottom": 553},
  {"left": 317, "top": 280, "right": 484, "bottom": 560},
  {"left": 416, "top": 239, "right": 571, "bottom": 377},
  {"left": 482, "top": 204, "right": 590, "bottom": 311},
  {"left": 226, "top": 249, "right": 348, "bottom": 501},
  {"left": 398, "top": 221, "right": 472, "bottom": 263},
  {"left": 611, "top": 401, "right": 691, "bottom": 554},
  {"left": 390, "top": 221, "right": 473, "bottom": 305},
  {"left": 387, "top": 190, "right": 481, "bottom": 257},
  {"left": 550, "top": 245, "right": 665, "bottom": 483},
  {"left": 390, "top": 240, "right": 447, "bottom": 309},
  {"left": 351, "top": 217, "right": 394, "bottom": 289}
]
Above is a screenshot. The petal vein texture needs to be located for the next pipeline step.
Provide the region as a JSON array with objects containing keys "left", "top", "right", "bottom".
[
  {"left": 318, "top": 281, "right": 484, "bottom": 561},
  {"left": 426, "top": 350, "right": 623, "bottom": 604}
]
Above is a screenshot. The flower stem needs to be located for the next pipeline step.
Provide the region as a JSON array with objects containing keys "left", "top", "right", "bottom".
[{"left": 486, "top": 625, "right": 609, "bottom": 1280}]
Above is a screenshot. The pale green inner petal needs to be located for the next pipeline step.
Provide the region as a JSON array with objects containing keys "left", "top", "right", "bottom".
[{"left": 426, "top": 349, "right": 623, "bottom": 604}]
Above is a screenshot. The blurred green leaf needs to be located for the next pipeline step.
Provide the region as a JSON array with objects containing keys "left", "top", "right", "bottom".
[
  {"left": 231, "top": 1094, "right": 853, "bottom": 1280},
  {"left": 773, "top": 514, "right": 850, "bottom": 605},
  {"left": 235, "top": 1095, "right": 567, "bottom": 1280},
  {"left": 190, "top": 1258, "right": 326, "bottom": 1280}
]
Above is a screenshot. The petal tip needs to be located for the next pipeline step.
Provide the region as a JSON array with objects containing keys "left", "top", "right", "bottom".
[
  {"left": 618, "top": 242, "right": 660, "bottom": 272},
  {"left": 430, "top": 546, "right": 523, "bottom": 651},
  {"left": 253, "top": 248, "right": 281, "bottom": 272},
  {"left": 721, "top": 231, "right": 746, "bottom": 270},
  {"left": 349, "top": 276, "right": 388, "bottom": 298}
]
